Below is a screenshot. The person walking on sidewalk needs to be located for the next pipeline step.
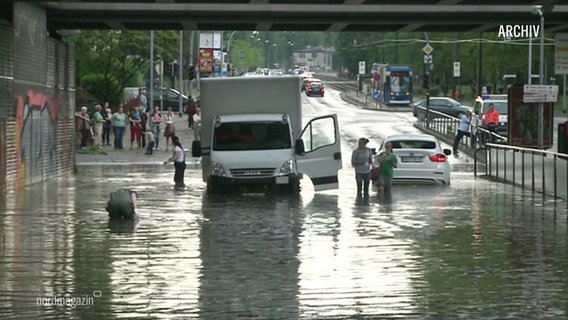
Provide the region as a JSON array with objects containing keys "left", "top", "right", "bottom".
[
  {"left": 75, "top": 106, "right": 92, "bottom": 150},
  {"left": 111, "top": 106, "right": 128, "bottom": 150},
  {"left": 163, "top": 135, "right": 186, "bottom": 190},
  {"left": 92, "top": 104, "right": 105, "bottom": 149},
  {"left": 129, "top": 108, "right": 142, "bottom": 149},
  {"left": 101, "top": 102, "right": 112, "bottom": 146},
  {"left": 150, "top": 106, "right": 162, "bottom": 151},
  {"left": 163, "top": 107, "right": 176, "bottom": 151},
  {"left": 192, "top": 107, "right": 202, "bottom": 141},
  {"left": 139, "top": 106, "right": 148, "bottom": 149}
]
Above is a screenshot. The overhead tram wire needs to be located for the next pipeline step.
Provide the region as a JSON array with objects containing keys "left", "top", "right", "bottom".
[{"left": 336, "top": 37, "right": 556, "bottom": 51}]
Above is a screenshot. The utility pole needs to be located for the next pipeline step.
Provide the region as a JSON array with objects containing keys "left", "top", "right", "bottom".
[
  {"left": 188, "top": 31, "right": 195, "bottom": 98},
  {"left": 150, "top": 30, "right": 154, "bottom": 112},
  {"left": 178, "top": 30, "right": 183, "bottom": 117},
  {"left": 477, "top": 32, "right": 483, "bottom": 97},
  {"left": 537, "top": 7, "right": 545, "bottom": 148}
]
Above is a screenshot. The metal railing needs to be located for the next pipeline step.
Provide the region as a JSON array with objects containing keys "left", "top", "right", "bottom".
[
  {"left": 475, "top": 143, "right": 568, "bottom": 202},
  {"left": 341, "top": 88, "right": 378, "bottom": 109},
  {"left": 414, "top": 106, "right": 507, "bottom": 156}
]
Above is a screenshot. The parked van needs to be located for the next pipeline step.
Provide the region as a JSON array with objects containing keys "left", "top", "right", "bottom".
[{"left": 192, "top": 76, "right": 342, "bottom": 194}]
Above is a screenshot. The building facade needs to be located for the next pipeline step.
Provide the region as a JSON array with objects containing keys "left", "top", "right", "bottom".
[
  {"left": 0, "top": 2, "right": 76, "bottom": 194},
  {"left": 292, "top": 46, "right": 333, "bottom": 72}
]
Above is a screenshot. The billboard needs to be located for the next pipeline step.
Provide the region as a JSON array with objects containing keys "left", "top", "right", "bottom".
[
  {"left": 198, "top": 48, "right": 213, "bottom": 73},
  {"left": 507, "top": 85, "right": 553, "bottom": 148}
]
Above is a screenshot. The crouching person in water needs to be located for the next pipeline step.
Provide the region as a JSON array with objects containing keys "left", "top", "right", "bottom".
[
  {"left": 164, "top": 135, "right": 186, "bottom": 190},
  {"left": 106, "top": 189, "right": 139, "bottom": 219}
]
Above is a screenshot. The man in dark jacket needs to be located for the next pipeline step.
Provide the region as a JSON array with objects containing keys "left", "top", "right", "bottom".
[{"left": 106, "top": 189, "right": 139, "bottom": 220}]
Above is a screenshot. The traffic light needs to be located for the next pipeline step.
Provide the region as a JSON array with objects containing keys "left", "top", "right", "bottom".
[
  {"left": 423, "top": 73, "right": 430, "bottom": 90},
  {"left": 188, "top": 65, "right": 195, "bottom": 80}
]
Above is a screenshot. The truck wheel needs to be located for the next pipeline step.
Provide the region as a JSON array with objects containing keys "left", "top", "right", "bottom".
[
  {"left": 281, "top": 179, "right": 300, "bottom": 195},
  {"left": 206, "top": 178, "right": 223, "bottom": 195}
]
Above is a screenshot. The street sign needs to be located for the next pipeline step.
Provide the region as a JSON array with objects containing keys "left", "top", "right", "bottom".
[
  {"left": 523, "top": 93, "right": 558, "bottom": 103},
  {"left": 523, "top": 84, "right": 559, "bottom": 103},
  {"left": 523, "top": 84, "right": 559, "bottom": 94},
  {"left": 555, "top": 33, "right": 568, "bottom": 75},
  {"left": 358, "top": 61, "right": 365, "bottom": 75},
  {"left": 423, "top": 54, "right": 432, "bottom": 64},
  {"left": 422, "top": 44, "right": 433, "bottom": 55},
  {"left": 453, "top": 62, "right": 460, "bottom": 77}
]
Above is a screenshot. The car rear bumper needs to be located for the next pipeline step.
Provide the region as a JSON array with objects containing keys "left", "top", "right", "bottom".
[{"left": 393, "top": 168, "right": 451, "bottom": 185}]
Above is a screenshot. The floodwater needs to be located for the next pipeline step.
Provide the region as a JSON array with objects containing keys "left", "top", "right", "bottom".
[{"left": 1, "top": 163, "right": 568, "bottom": 319}]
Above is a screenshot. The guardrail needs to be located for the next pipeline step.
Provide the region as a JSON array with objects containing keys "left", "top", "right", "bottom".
[
  {"left": 341, "top": 88, "right": 380, "bottom": 109},
  {"left": 474, "top": 143, "right": 568, "bottom": 202},
  {"left": 414, "top": 106, "right": 507, "bottom": 157}
]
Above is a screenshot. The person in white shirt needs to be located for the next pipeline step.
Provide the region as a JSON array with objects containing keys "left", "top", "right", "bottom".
[
  {"left": 163, "top": 135, "right": 186, "bottom": 189},
  {"left": 452, "top": 110, "right": 472, "bottom": 157},
  {"left": 192, "top": 107, "right": 202, "bottom": 141}
]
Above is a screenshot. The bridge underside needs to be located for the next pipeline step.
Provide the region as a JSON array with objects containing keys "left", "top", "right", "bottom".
[{"left": 3, "top": 1, "right": 568, "bottom": 33}]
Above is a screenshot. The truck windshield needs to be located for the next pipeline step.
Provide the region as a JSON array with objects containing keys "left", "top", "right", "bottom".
[{"left": 213, "top": 121, "right": 292, "bottom": 151}]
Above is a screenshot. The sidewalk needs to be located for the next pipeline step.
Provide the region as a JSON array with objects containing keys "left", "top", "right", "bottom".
[{"left": 75, "top": 114, "right": 199, "bottom": 165}]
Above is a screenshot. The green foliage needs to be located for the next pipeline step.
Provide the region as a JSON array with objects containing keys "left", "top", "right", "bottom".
[
  {"left": 68, "top": 30, "right": 180, "bottom": 106},
  {"left": 76, "top": 144, "right": 108, "bottom": 155},
  {"left": 80, "top": 73, "right": 121, "bottom": 105},
  {"left": 334, "top": 31, "right": 556, "bottom": 91},
  {"left": 229, "top": 39, "right": 265, "bottom": 71}
]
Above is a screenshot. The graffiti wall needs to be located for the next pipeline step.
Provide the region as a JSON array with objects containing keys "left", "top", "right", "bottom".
[{"left": 0, "top": 3, "right": 75, "bottom": 193}]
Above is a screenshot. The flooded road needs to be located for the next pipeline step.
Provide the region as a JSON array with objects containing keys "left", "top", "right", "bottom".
[
  {"left": 1, "top": 163, "right": 568, "bottom": 319},
  {"left": 2, "top": 88, "right": 568, "bottom": 319}
]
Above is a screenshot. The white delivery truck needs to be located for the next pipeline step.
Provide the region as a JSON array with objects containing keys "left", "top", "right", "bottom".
[{"left": 191, "top": 76, "right": 342, "bottom": 194}]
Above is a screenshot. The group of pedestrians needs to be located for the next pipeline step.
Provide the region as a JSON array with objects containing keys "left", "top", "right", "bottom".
[
  {"left": 351, "top": 137, "right": 397, "bottom": 200},
  {"left": 75, "top": 102, "right": 182, "bottom": 154},
  {"left": 452, "top": 103, "right": 500, "bottom": 157}
]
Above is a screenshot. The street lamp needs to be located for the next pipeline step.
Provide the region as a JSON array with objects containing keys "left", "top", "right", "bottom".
[
  {"left": 282, "top": 41, "right": 294, "bottom": 72},
  {"left": 226, "top": 31, "right": 237, "bottom": 64}
]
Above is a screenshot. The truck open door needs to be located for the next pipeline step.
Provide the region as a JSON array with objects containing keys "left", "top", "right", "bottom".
[{"left": 296, "top": 114, "right": 342, "bottom": 191}]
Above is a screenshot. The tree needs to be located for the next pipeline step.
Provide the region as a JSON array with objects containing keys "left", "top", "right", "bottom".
[{"left": 69, "top": 30, "right": 180, "bottom": 106}]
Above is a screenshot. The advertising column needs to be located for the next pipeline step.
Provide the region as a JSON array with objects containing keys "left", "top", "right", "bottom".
[{"left": 198, "top": 32, "right": 222, "bottom": 78}]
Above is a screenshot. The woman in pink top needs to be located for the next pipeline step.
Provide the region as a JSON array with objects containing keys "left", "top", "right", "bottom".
[{"left": 150, "top": 106, "right": 162, "bottom": 150}]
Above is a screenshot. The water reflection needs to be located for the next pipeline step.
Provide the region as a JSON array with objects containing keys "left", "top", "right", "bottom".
[
  {"left": 1, "top": 167, "right": 568, "bottom": 319},
  {"left": 199, "top": 194, "right": 303, "bottom": 319}
]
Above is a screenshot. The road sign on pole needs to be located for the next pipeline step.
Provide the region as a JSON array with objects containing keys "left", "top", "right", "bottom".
[
  {"left": 422, "top": 44, "right": 433, "bottom": 55},
  {"left": 453, "top": 62, "right": 460, "bottom": 77},
  {"left": 523, "top": 84, "right": 559, "bottom": 103},
  {"left": 358, "top": 61, "right": 366, "bottom": 75}
]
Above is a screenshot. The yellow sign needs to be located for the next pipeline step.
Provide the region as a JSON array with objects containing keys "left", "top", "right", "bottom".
[{"left": 422, "top": 44, "right": 433, "bottom": 55}]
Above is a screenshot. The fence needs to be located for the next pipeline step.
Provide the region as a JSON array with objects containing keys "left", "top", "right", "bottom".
[
  {"left": 413, "top": 105, "right": 507, "bottom": 158},
  {"left": 474, "top": 143, "right": 568, "bottom": 202},
  {"left": 341, "top": 88, "right": 380, "bottom": 109}
]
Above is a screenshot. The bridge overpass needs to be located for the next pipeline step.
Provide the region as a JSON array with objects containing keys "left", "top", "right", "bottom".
[{"left": 2, "top": 1, "right": 568, "bottom": 33}]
